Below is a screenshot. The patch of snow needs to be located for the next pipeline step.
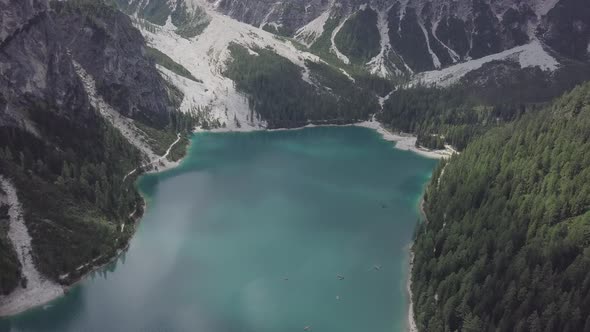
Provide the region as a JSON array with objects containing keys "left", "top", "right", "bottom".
[
  {"left": 0, "top": 177, "right": 64, "bottom": 317},
  {"left": 330, "top": 15, "right": 351, "bottom": 65},
  {"left": 295, "top": 9, "right": 331, "bottom": 47},
  {"left": 418, "top": 18, "right": 441, "bottom": 69},
  {"left": 413, "top": 40, "right": 559, "bottom": 87}
]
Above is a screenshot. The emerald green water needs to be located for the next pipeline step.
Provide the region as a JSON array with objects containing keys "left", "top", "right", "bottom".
[{"left": 0, "top": 127, "right": 435, "bottom": 332}]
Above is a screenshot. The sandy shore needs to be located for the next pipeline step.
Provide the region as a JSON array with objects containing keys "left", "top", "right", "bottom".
[
  {"left": 354, "top": 121, "right": 455, "bottom": 159},
  {"left": 204, "top": 120, "right": 456, "bottom": 160}
]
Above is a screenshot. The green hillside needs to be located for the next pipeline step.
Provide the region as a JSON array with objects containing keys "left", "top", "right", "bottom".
[{"left": 412, "top": 82, "right": 590, "bottom": 331}]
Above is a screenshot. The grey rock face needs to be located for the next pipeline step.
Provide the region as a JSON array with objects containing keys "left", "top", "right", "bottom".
[
  {"left": 0, "top": 0, "right": 48, "bottom": 44},
  {"left": 0, "top": 0, "right": 94, "bottom": 130},
  {"left": 209, "top": 0, "right": 586, "bottom": 72},
  {"left": 51, "top": 1, "right": 173, "bottom": 128},
  {"left": 538, "top": 0, "right": 590, "bottom": 61},
  {"left": 0, "top": 0, "right": 174, "bottom": 132}
]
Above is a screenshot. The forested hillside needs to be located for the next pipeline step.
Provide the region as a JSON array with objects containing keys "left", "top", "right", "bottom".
[
  {"left": 0, "top": 0, "right": 196, "bottom": 291},
  {"left": 377, "top": 85, "right": 534, "bottom": 150},
  {"left": 412, "top": 82, "right": 590, "bottom": 331},
  {"left": 224, "top": 44, "right": 377, "bottom": 128}
]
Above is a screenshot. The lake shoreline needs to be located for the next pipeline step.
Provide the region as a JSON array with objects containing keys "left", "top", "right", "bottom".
[
  {"left": 204, "top": 120, "right": 455, "bottom": 160},
  {"left": 0, "top": 135, "right": 193, "bottom": 318},
  {"left": 406, "top": 196, "right": 429, "bottom": 332},
  {"left": 1, "top": 122, "right": 436, "bottom": 326}
]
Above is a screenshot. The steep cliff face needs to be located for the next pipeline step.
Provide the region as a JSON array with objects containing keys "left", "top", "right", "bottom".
[
  {"left": 52, "top": 1, "right": 174, "bottom": 128},
  {"left": 0, "top": 0, "right": 94, "bottom": 130},
  {"left": 538, "top": 0, "right": 590, "bottom": 61}
]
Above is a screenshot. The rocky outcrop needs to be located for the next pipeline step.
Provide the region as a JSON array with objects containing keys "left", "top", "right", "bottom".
[
  {"left": 0, "top": 0, "right": 94, "bottom": 132},
  {"left": 538, "top": 0, "right": 590, "bottom": 61},
  {"left": 207, "top": 0, "right": 586, "bottom": 74},
  {"left": 51, "top": 1, "right": 173, "bottom": 128}
]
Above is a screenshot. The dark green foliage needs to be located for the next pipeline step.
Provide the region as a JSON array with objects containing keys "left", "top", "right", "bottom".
[
  {"left": 0, "top": 103, "right": 143, "bottom": 282},
  {"left": 353, "top": 73, "right": 395, "bottom": 98},
  {"left": 167, "top": 136, "right": 190, "bottom": 162},
  {"left": 224, "top": 44, "right": 376, "bottom": 128},
  {"left": 377, "top": 85, "right": 527, "bottom": 150},
  {"left": 333, "top": 8, "right": 381, "bottom": 64},
  {"left": 412, "top": 82, "right": 590, "bottom": 332},
  {"left": 0, "top": 202, "right": 21, "bottom": 295},
  {"left": 309, "top": 15, "right": 344, "bottom": 65},
  {"left": 135, "top": 108, "right": 200, "bottom": 157},
  {"left": 145, "top": 46, "right": 201, "bottom": 82}
]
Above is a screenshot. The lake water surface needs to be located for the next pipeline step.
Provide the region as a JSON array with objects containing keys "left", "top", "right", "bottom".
[{"left": 0, "top": 127, "right": 435, "bottom": 332}]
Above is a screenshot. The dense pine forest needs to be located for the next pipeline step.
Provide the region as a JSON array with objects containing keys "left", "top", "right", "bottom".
[
  {"left": 0, "top": 103, "right": 143, "bottom": 285},
  {"left": 224, "top": 43, "right": 377, "bottom": 128},
  {"left": 412, "top": 82, "right": 590, "bottom": 331},
  {"left": 377, "top": 85, "right": 532, "bottom": 150}
]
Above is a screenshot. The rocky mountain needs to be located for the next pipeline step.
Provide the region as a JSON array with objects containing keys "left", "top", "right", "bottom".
[{"left": 208, "top": 0, "right": 589, "bottom": 75}]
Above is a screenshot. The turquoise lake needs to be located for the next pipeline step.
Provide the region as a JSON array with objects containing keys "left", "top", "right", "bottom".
[{"left": 0, "top": 126, "right": 436, "bottom": 332}]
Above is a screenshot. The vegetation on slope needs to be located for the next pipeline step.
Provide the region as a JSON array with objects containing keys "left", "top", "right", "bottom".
[
  {"left": 0, "top": 103, "right": 143, "bottom": 284},
  {"left": 224, "top": 44, "right": 377, "bottom": 128},
  {"left": 333, "top": 7, "right": 380, "bottom": 64},
  {"left": 412, "top": 82, "right": 590, "bottom": 331},
  {"left": 377, "top": 85, "right": 531, "bottom": 150},
  {"left": 170, "top": 1, "right": 209, "bottom": 39},
  {"left": 309, "top": 14, "right": 346, "bottom": 66}
]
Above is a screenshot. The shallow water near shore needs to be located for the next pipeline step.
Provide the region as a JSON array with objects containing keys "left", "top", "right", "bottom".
[{"left": 0, "top": 126, "right": 435, "bottom": 332}]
